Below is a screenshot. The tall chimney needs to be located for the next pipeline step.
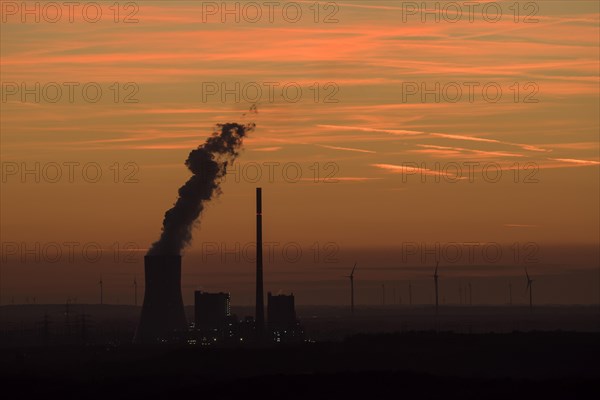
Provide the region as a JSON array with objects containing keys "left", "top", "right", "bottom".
[
  {"left": 134, "top": 255, "right": 187, "bottom": 343},
  {"left": 255, "top": 187, "right": 265, "bottom": 338}
]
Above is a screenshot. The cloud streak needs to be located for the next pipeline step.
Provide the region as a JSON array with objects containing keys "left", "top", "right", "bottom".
[{"left": 317, "top": 144, "right": 376, "bottom": 154}]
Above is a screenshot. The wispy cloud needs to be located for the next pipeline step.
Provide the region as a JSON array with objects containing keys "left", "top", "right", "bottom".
[
  {"left": 317, "top": 144, "right": 376, "bottom": 154},
  {"left": 251, "top": 146, "right": 283, "bottom": 152},
  {"left": 414, "top": 144, "right": 524, "bottom": 158},
  {"left": 548, "top": 158, "right": 600, "bottom": 165},
  {"left": 316, "top": 125, "right": 550, "bottom": 158},
  {"left": 430, "top": 132, "right": 550, "bottom": 153},
  {"left": 317, "top": 124, "right": 423, "bottom": 136},
  {"left": 299, "top": 176, "right": 382, "bottom": 182}
]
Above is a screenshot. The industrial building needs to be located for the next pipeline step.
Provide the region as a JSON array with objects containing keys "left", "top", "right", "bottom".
[
  {"left": 194, "top": 291, "right": 231, "bottom": 329},
  {"left": 268, "top": 292, "right": 304, "bottom": 343}
]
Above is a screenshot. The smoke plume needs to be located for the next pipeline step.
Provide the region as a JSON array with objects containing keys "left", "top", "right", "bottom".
[{"left": 148, "top": 121, "right": 256, "bottom": 256}]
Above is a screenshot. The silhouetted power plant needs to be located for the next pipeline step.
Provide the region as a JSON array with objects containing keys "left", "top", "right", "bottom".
[
  {"left": 135, "top": 120, "right": 255, "bottom": 344},
  {"left": 134, "top": 187, "right": 302, "bottom": 345}
]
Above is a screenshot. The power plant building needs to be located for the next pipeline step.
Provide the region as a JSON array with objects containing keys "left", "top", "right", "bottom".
[
  {"left": 194, "top": 291, "right": 231, "bottom": 329},
  {"left": 267, "top": 292, "right": 304, "bottom": 343}
]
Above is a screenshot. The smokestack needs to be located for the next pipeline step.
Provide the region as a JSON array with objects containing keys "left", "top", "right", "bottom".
[
  {"left": 255, "top": 187, "right": 265, "bottom": 338},
  {"left": 134, "top": 255, "right": 187, "bottom": 343}
]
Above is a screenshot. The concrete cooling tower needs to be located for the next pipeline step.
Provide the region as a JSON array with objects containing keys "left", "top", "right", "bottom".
[{"left": 134, "top": 255, "right": 187, "bottom": 343}]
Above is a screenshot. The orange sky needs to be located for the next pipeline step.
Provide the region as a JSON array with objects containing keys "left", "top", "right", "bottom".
[{"left": 1, "top": 1, "right": 599, "bottom": 305}]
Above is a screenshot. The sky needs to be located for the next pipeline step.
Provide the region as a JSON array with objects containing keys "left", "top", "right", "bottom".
[{"left": 1, "top": 0, "right": 599, "bottom": 306}]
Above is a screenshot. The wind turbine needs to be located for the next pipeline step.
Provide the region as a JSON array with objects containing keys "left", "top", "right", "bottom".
[
  {"left": 345, "top": 263, "right": 357, "bottom": 314},
  {"left": 133, "top": 277, "right": 138, "bottom": 306},
  {"left": 434, "top": 262, "right": 439, "bottom": 315},
  {"left": 525, "top": 267, "right": 533, "bottom": 311},
  {"left": 98, "top": 276, "right": 103, "bottom": 305},
  {"left": 65, "top": 298, "right": 73, "bottom": 335},
  {"left": 468, "top": 282, "right": 472, "bottom": 306}
]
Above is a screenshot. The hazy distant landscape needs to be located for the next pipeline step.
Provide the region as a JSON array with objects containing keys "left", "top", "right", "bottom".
[{"left": 2, "top": 304, "right": 599, "bottom": 346}]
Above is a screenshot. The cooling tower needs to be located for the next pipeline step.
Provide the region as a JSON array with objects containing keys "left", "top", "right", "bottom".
[{"left": 134, "top": 255, "right": 187, "bottom": 343}]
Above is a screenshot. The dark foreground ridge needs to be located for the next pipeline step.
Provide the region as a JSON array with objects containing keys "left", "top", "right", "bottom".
[{"left": 1, "top": 331, "right": 598, "bottom": 399}]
